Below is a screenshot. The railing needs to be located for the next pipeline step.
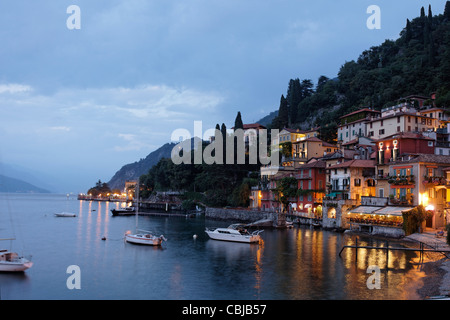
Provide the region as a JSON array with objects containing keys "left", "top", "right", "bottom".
[
  {"left": 331, "top": 185, "right": 350, "bottom": 191},
  {"left": 422, "top": 176, "right": 447, "bottom": 186},
  {"left": 387, "top": 175, "right": 415, "bottom": 185}
]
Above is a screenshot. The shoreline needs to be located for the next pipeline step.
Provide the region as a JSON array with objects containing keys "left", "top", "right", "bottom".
[
  {"left": 325, "top": 228, "right": 450, "bottom": 299},
  {"left": 415, "top": 257, "right": 450, "bottom": 299}
]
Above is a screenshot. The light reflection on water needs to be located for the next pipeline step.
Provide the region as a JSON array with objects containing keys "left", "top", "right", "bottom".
[{"left": 0, "top": 193, "right": 426, "bottom": 300}]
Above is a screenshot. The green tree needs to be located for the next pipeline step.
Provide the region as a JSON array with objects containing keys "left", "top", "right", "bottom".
[
  {"left": 405, "top": 19, "right": 412, "bottom": 43},
  {"left": 286, "top": 78, "right": 302, "bottom": 125},
  {"left": 445, "top": 1, "right": 450, "bottom": 21},
  {"left": 234, "top": 111, "right": 243, "bottom": 131},
  {"left": 274, "top": 177, "right": 298, "bottom": 211},
  {"left": 272, "top": 95, "right": 289, "bottom": 130}
]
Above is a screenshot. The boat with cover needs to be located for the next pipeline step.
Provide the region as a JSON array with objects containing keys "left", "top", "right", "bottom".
[
  {"left": 205, "top": 224, "right": 263, "bottom": 243},
  {"left": 54, "top": 212, "right": 77, "bottom": 217}
]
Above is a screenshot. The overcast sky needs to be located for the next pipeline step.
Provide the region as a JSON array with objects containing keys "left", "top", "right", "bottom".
[{"left": 0, "top": 0, "right": 446, "bottom": 193}]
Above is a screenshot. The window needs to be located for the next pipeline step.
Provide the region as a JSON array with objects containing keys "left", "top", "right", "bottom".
[
  {"left": 397, "top": 126, "right": 401, "bottom": 132},
  {"left": 379, "top": 129, "right": 385, "bottom": 135},
  {"left": 397, "top": 116, "right": 400, "bottom": 123},
  {"left": 354, "top": 179, "right": 361, "bottom": 186},
  {"left": 428, "top": 141, "right": 434, "bottom": 147},
  {"left": 381, "top": 120, "right": 384, "bottom": 126},
  {"left": 379, "top": 188, "right": 384, "bottom": 198}
]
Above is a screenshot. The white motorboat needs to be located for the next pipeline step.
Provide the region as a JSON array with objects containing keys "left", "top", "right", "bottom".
[
  {"left": 125, "top": 230, "right": 167, "bottom": 246},
  {"left": 54, "top": 212, "right": 77, "bottom": 217},
  {"left": 0, "top": 249, "right": 33, "bottom": 272},
  {"left": 205, "top": 224, "right": 263, "bottom": 243},
  {"left": 124, "top": 178, "right": 167, "bottom": 246}
]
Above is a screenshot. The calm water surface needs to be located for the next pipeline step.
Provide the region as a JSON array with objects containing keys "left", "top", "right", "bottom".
[{"left": 0, "top": 193, "right": 425, "bottom": 300}]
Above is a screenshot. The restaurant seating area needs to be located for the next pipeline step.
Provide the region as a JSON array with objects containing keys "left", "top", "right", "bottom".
[{"left": 348, "top": 215, "right": 403, "bottom": 228}]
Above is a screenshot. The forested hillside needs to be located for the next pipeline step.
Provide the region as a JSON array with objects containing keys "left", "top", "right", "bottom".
[{"left": 270, "top": 3, "right": 450, "bottom": 142}]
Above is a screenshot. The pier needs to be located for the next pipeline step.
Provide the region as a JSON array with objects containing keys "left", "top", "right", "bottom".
[{"left": 339, "top": 236, "right": 450, "bottom": 266}]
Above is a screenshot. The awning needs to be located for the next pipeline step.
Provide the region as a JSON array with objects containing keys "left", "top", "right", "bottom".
[
  {"left": 328, "top": 192, "right": 337, "bottom": 198},
  {"left": 350, "top": 206, "right": 382, "bottom": 215},
  {"left": 372, "top": 206, "right": 412, "bottom": 217}
]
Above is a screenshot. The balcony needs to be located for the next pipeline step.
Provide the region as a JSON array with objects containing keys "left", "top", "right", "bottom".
[
  {"left": 387, "top": 175, "right": 415, "bottom": 186},
  {"left": 422, "top": 175, "right": 447, "bottom": 187},
  {"left": 331, "top": 185, "right": 350, "bottom": 192},
  {"left": 388, "top": 195, "right": 414, "bottom": 206},
  {"left": 436, "top": 141, "right": 450, "bottom": 148}
]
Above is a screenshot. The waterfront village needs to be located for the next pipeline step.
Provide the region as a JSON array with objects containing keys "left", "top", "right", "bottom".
[
  {"left": 247, "top": 94, "right": 450, "bottom": 239},
  {"left": 79, "top": 94, "right": 450, "bottom": 242}
]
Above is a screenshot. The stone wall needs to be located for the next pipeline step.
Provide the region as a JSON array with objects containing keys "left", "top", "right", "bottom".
[
  {"left": 322, "top": 199, "right": 357, "bottom": 229},
  {"left": 205, "top": 207, "right": 274, "bottom": 223}
]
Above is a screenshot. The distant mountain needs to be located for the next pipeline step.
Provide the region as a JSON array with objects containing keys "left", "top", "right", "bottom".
[
  {"left": 107, "top": 142, "right": 176, "bottom": 190},
  {"left": 0, "top": 174, "right": 50, "bottom": 193},
  {"left": 0, "top": 162, "right": 58, "bottom": 192},
  {"left": 256, "top": 110, "right": 278, "bottom": 127}
]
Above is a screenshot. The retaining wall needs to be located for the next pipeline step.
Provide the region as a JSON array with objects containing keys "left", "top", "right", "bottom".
[{"left": 205, "top": 207, "right": 274, "bottom": 223}]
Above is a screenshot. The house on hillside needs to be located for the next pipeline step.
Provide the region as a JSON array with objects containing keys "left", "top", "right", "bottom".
[{"left": 327, "top": 159, "right": 376, "bottom": 203}]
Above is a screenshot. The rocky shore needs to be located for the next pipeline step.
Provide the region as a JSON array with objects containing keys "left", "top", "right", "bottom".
[
  {"left": 403, "top": 230, "right": 450, "bottom": 299},
  {"left": 415, "top": 258, "right": 450, "bottom": 299}
]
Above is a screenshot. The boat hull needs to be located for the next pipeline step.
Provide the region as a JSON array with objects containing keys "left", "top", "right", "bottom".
[
  {"left": 205, "top": 230, "right": 261, "bottom": 243},
  {"left": 111, "top": 209, "right": 135, "bottom": 216},
  {"left": 0, "top": 260, "right": 33, "bottom": 272},
  {"left": 125, "top": 234, "right": 163, "bottom": 246},
  {"left": 55, "top": 212, "right": 77, "bottom": 217}
]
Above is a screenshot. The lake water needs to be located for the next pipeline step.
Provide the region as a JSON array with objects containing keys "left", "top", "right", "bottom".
[{"left": 0, "top": 193, "right": 426, "bottom": 300}]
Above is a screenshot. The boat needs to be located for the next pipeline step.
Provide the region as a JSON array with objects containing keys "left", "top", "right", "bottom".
[
  {"left": 125, "top": 230, "right": 167, "bottom": 246},
  {"left": 0, "top": 243, "right": 33, "bottom": 272},
  {"left": 111, "top": 207, "right": 135, "bottom": 216},
  {"left": 54, "top": 212, "right": 77, "bottom": 217},
  {"left": 205, "top": 224, "right": 263, "bottom": 243},
  {"left": 124, "top": 179, "right": 167, "bottom": 246}
]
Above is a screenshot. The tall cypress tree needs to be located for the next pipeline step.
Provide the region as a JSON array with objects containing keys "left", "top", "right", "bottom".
[
  {"left": 405, "top": 19, "right": 412, "bottom": 43},
  {"left": 445, "top": 1, "right": 450, "bottom": 21},
  {"left": 286, "top": 78, "right": 302, "bottom": 125},
  {"left": 423, "top": 6, "right": 431, "bottom": 46},
  {"left": 234, "top": 111, "right": 243, "bottom": 131},
  {"left": 275, "top": 95, "right": 289, "bottom": 130}
]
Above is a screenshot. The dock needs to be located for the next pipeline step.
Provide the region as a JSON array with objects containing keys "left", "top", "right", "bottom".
[{"left": 339, "top": 235, "right": 450, "bottom": 266}]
